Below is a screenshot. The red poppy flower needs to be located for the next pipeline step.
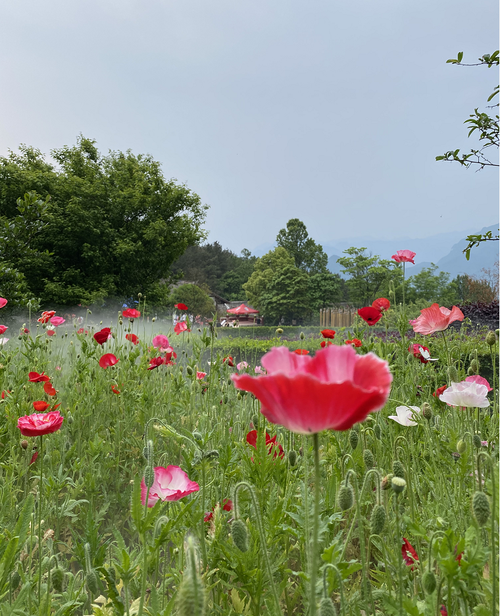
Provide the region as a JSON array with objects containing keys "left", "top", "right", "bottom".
[
  {"left": 37, "top": 310, "right": 56, "bottom": 324},
  {"left": 18, "top": 410, "right": 64, "bottom": 437},
  {"left": 233, "top": 345, "right": 392, "bottom": 434},
  {"left": 29, "top": 371, "right": 51, "bottom": 383},
  {"left": 321, "top": 340, "right": 333, "bottom": 348},
  {"left": 372, "top": 297, "right": 390, "bottom": 312},
  {"left": 33, "top": 401, "right": 50, "bottom": 412},
  {"left": 409, "top": 344, "right": 431, "bottom": 364},
  {"left": 321, "top": 329, "right": 336, "bottom": 339},
  {"left": 125, "top": 333, "right": 139, "bottom": 345},
  {"left": 123, "top": 308, "right": 141, "bottom": 319},
  {"left": 94, "top": 327, "right": 112, "bottom": 345},
  {"left": 345, "top": 339, "right": 362, "bottom": 348},
  {"left": 21, "top": 328, "right": 30, "bottom": 335},
  {"left": 147, "top": 356, "right": 165, "bottom": 370},
  {"left": 433, "top": 385, "right": 447, "bottom": 398},
  {"left": 1, "top": 390, "right": 10, "bottom": 399},
  {"left": 174, "top": 321, "right": 190, "bottom": 335},
  {"left": 77, "top": 328, "right": 88, "bottom": 335},
  {"left": 392, "top": 250, "right": 416, "bottom": 264},
  {"left": 175, "top": 303, "right": 188, "bottom": 310},
  {"left": 440, "top": 606, "right": 448, "bottom": 616},
  {"left": 29, "top": 451, "right": 39, "bottom": 465},
  {"left": 223, "top": 356, "right": 234, "bottom": 367},
  {"left": 358, "top": 307, "right": 383, "bottom": 326},
  {"left": 43, "top": 382, "right": 57, "bottom": 396},
  {"left": 401, "top": 538, "right": 419, "bottom": 569},
  {"left": 46, "top": 329, "right": 55, "bottom": 337},
  {"left": 0, "top": 298, "right": 7, "bottom": 308},
  {"left": 0, "top": 325, "right": 7, "bottom": 335},
  {"left": 294, "top": 349, "right": 309, "bottom": 355},
  {"left": 99, "top": 353, "right": 119, "bottom": 369},
  {"left": 246, "top": 430, "right": 285, "bottom": 459},
  {"left": 204, "top": 498, "right": 233, "bottom": 522},
  {"left": 111, "top": 384, "right": 121, "bottom": 395}
]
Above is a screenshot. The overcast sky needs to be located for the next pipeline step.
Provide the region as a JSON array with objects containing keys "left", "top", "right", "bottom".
[{"left": 1, "top": 0, "right": 498, "bottom": 254}]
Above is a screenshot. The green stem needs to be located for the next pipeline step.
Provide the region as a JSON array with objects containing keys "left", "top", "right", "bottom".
[
  {"left": 395, "top": 493, "right": 403, "bottom": 616},
  {"left": 38, "top": 434, "right": 43, "bottom": 600},
  {"left": 310, "top": 433, "right": 320, "bottom": 616},
  {"left": 352, "top": 473, "right": 373, "bottom": 614},
  {"left": 137, "top": 485, "right": 150, "bottom": 616},
  {"left": 478, "top": 453, "right": 497, "bottom": 616},
  {"left": 322, "top": 564, "right": 345, "bottom": 616},
  {"left": 441, "top": 331, "right": 451, "bottom": 379},
  {"left": 200, "top": 462, "right": 208, "bottom": 569}
]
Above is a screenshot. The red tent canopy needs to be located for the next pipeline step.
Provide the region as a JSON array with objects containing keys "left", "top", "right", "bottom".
[{"left": 226, "top": 303, "right": 259, "bottom": 315}]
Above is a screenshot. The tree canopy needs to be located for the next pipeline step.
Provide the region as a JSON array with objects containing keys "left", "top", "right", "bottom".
[{"left": 276, "top": 218, "right": 328, "bottom": 273}]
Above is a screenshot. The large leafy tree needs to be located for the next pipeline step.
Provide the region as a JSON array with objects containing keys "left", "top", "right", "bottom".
[
  {"left": 276, "top": 218, "right": 328, "bottom": 273},
  {"left": 169, "top": 284, "right": 215, "bottom": 318},
  {"left": 242, "top": 247, "right": 294, "bottom": 311},
  {"left": 260, "top": 263, "right": 311, "bottom": 323},
  {"left": 0, "top": 137, "right": 207, "bottom": 305}
]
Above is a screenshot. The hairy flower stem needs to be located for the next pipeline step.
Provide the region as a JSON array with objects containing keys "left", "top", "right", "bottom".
[
  {"left": 352, "top": 473, "right": 374, "bottom": 615},
  {"left": 395, "top": 493, "right": 403, "bottom": 616},
  {"left": 310, "top": 433, "right": 320, "bottom": 616},
  {"left": 441, "top": 331, "right": 452, "bottom": 380},
  {"left": 478, "top": 453, "right": 497, "bottom": 616},
  {"left": 322, "top": 564, "right": 345, "bottom": 616},
  {"left": 200, "top": 462, "right": 208, "bottom": 569},
  {"left": 137, "top": 486, "right": 150, "bottom": 616},
  {"left": 38, "top": 434, "right": 43, "bottom": 600}
]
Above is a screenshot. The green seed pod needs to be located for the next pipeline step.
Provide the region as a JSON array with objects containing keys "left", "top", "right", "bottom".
[
  {"left": 251, "top": 415, "right": 259, "bottom": 428},
  {"left": 288, "top": 450, "right": 297, "bottom": 467},
  {"left": 276, "top": 328, "right": 283, "bottom": 335},
  {"left": 486, "top": 331, "right": 496, "bottom": 346},
  {"left": 237, "top": 393, "right": 242, "bottom": 400},
  {"left": 392, "top": 460, "right": 405, "bottom": 478},
  {"left": 469, "top": 358, "right": 480, "bottom": 373},
  {"left": 319, "top": 597, "right": 336, "bottom": 616},
  {"left": 144, "top": 466, "right": 155, "bottom": 489},
  {"left": 231, "top": 519, "right": 249, "bottom": 552},
  {"left": 10, "top": 571, "right": 21, "bottom": 590},
  {"left": 473, "top": 434, "right": 482, "bottom": 449},
  {"left": 186, "top": 366, "right": 194, "bottom": 376},
  {"left": 422, "top": 403, "right": 432, "bottom": 421},
  {"left": 86, "top": 569, "right": 99, "bottom": 595},
  {"left": 349, "top": 430, "right": 359, "bottom": 450},
  {"left": 472, "top": 491, "right": 490, "bottom": 526},
  {"left": 363, "top": 449, "right": 375, "bottom": 468},
  {"left": 52, "top": 566, "right": 64, "bottom": 592},
  {"left": 223, "top": 394, "right": 229, "bottom": 405},
  {"left": 391, "top": 477, "right": 406, "bottom": 493},
  {"left": 457, "top": 440, "right": 466, "bottom": 454},
  {"left": 370, "top": 504, "right": 386, "bottom": 535},
  {"left": 422, "top": 570, "right": 436, "bottom": 595},
  {"left": 337, "top": 484, "right": 354, "bottom": 511},
  {"left": 300, "top": 332, "right": 305, "bottom": 340},
  {"left": 448, "top": 366, "right": 458, "bottom": 383},
  {"left": 374, "top": 424, "right": 382, "bottom": 440},
  {"left": 176, "top": 538, "right": 206, "bottom": 616}
]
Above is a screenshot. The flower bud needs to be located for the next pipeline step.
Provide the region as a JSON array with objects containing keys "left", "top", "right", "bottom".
[
  {"left": 374, "top": 424, "right": 382, "bottom": 440},
  {"left": 10, "top": 571, "right": 21, "bottom": 590},
  {"left": 177, "top": 536, "right": 206, "bottom": 616},
  {"left": 422, "top": 570, "right": 436, "bottom": 595},
  {"left": 52, "top": 566, "right": 64, "bottom": 592},
  {"left": 21, "top": 440, "right": 28, "bottom": 450},
  {"left": 456, "top": 440, "right": 466, "bottom": 454},
  {"left": 276, "top": 328, "right": 283, "bottom": 335},
  {"left": 251, "top": 415, "right": 259, "bottom": 428},
  {"left": 204, "top": 450, "right": 219, "bottom": 460},
  {"left": 363, "top": 449, "right": 375, "bottom": 468},
  {"left": 144, "top": 466, "right": 155, "bottom": 489},
  {"left": 472, "top": 491, "right": 490, "bottom": 526},
  {"left": 86, "top": 569, "right": 99, "bottom": 595},
  {"left": 422, "top": 403, "right": 432, "bottom": 421},
  {"left": 319, "top": 597, "right": 336, "bottom": 616},
  {"left": 288, "top": 450, "right": 297, "bottom": 467},
  {"left": 473, "top": 434, "right": 482, "bottom": 449},
  {"left": 186, "top": 366, "right": 193, "bottom": 376},
  {"left": 231, "top": 519, "right": 249, "bottom": 552},
  {"left": 192, "top": 431, "right": 203, "bottom": 443},
  {"left": 391, "top": 477, "right": 406, "bottom": 493},
  {"left": 370, "top": 504, "right": 386, "bottom": 535},
  {"left": 349, "top": 430, "right": 359, "bottom": 450},
  {"left": 337, "top": 484, "right": 354, "bottom": 511},
  {"left": 486, "top": 331, "right": 496, "bottom": 346},
  {"left": 138, "top": 293, "right": 143, "bottom": 298},
  {"left": 392, "top": 460, "right": 405, "bottom": 479},
  {"left": 448, "top": 366, "right": 458, "bottom": 383}
]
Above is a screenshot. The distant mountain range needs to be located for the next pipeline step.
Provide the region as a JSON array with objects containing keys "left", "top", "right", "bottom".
[{"left": 326, "top": 224, "right": 499, "bottom": 279}]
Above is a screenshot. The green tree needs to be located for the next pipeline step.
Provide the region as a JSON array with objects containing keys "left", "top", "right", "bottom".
[
  {"left": 0, "top": 136, "right": 207, "bottom": 305},
  {"left": 169, "top": 284, "right": 215, "bottom": 318},
  {"left": 243, "top": 247, "right": 294, "bottom": 311},
  {"left": 260, "top": 263, "right": 311, "bottom": 324},
  {"left": 336, "top": 248, "right": 398, "bottom": 305},
  {"left": 406, "top": 264, "right": 460, "bottom": 305},
  {"left": 276, "top": 218, "right": 328, "bottom": 273},
  {"left": 307, "top": 271, "right": 343, "bottom": 312}
]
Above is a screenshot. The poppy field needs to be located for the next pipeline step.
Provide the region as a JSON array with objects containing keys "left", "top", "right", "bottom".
[{"left": 0, "top": 295, "right": 498, "bottom": 616}]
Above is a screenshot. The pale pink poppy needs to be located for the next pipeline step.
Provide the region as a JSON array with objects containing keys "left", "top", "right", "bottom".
[
  {"left": 196, "top": 371, "right": 207, "bottom": 379},
  {"left": 0, "top": 298, "right": 7, "bottom": 309},
  {"left": 174, "top": 321, "right": 190, "bottom": 335},
  {"left": 152, "top": 334, "right": 169, "bottom": 349},
  {"left": 141, "top": 466, "right": 199, "bottom": 507},
  {"left": 439, "top": 381, "right": 489, "bottom": 408},
  {"left": 50, "top": 316, "right": 65, "bottom": 327},
  {"left": 232, "top": 345, "right": 392, "bottom": 434},
  {"left": 391, "top": 250, "right": 416, "bottom": 264},
  {"left": 237, "top": 361, "right": 249, "bottom": 371},
  {"left": 465, "top": 375, "right": 492, "bottom": 392},
  {"left": 0, "top": 338, "right": 8, "bottom": 345},
  {"left": 388, "top": 406, "right": 421, "bottom": 427},
  {"left": 254, "top": 366, "right": 266, "bottom": 374},
  {"left": 409, "top": 304, "right": 464, "bottom": 335}
]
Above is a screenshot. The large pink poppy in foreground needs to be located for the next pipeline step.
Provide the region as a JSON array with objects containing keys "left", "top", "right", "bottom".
[
  {"left": 409, "top": 303, "right": 464, "bottom": 335},
  {"left": 232, "top": 345, "right": 392, "bottom": 434},
  {"left": 141, "top": 466, "right": 199, "bottom": 507}
]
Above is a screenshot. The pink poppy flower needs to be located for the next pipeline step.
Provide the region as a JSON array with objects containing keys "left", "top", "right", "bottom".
[
  {"left": 46, "top": 327, "right": 56, "bottom": 336},
  {"left": 175, "top": 303, "right": 188, "bottom": 310},
  {"left": 0, "top": 298, "right": 7, "bottom": 308},
  {"left": 123, "top": 308, "right": 141, "bottom": 319},
  {"left": 174, "top": 321, "right": 190, "bottom": 335},
  {"left": 409, "top": 304, "right": 464, "bottom": 335},
  {"left": 38, "top": 310, "right": 56, "bottom": 324},
  {"left": 0, "top": 325, "right": 7, "bottom": 335},
  {"left": 94, "top": 327, "right": 112, "bottom": 345},
  {"left": 152, "top": 335, "right": 169, "bottom": 349},
  {"left": 99, "top": 353, "right": 119, "bottom": 369},
  {"left": 254, "top": 366, "right": 266, "bottom": 374},
  {"left": 465, "top": 375, "right": 492, "bottom": 392},
  {"left": 388, "top": 405, "right": 421, "bottom": 427},
  {"left": 196, "top": 371, "right": 207, "bottom": 379},
  {"left": 237, "top": 361, "right": 249, "bottom": 370},
  {"left": 50, "top": 316, "right": 65, "bottom": 327},
  {"left": 392, "top": 250, "right": 416, "bottom": 264},
  {"left": 232, "top": 345, "right": 392, "bottom": 434},
  {"left": 125, "top": 333, "right": 139, "bottom": 345},
  {"left": 439, "top": 381, "right": 489, "bottom": 408},
  {"left": 18, "top": 410, "right": 64, "bottom": 436},
  {"left": 141, "top": 466, "right": 199, "bottom": 507},
  {"left": 372, "top": 297, "right": 390, "bottom": 312},
  {"left": 358, "top": 307, "right": 383, "bottom": 326}
]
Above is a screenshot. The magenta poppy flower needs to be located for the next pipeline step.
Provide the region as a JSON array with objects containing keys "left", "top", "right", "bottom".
[
  {"left": 409, "top": 304, "right": 464, "bottom": 335},
  {"left": 465, "top": 375, "right": 492, "bottom": 392},
  {"left": 232, "top": 345, "right": 392, "bottom": 434},
  {"left": 0, "top": 325, "right": 7, "bottom": 335},
  {"left": 372, "top": 297, "right": 390, "bottom": 312},
  {"left": 196, "top": 371, "right": 207, "bottom": 379},
  {"left": 358, "top": 307, "right": 383, "bottom": 326},
  {"left": 174, "top": 303, "right": 188, "bottom": 310},
  {"left": 152, "top": 334, "right": 169, "bottom": 349},
  {"left": 439, "top": 381, "right": 489, "bottom": 408},
  {"left": 125, "top": 333, "right": 139, "bottom": 345},
  {"left": 94, "top": 327, "right": 112, "bottom": 345},
  {"left": 140, "top": 466, "right": 199, "bottom": 507},
  {"left": 123, "top": 308, "right": 141, "bottom": 319},
  {"left": 0, "top": 298, "right": 7, "bottom": 309},
  {"left": 50, "top": 316, "right": 65, "bottom": 327},
  {"left": 18, "top": 410, "right": 64, "bottom": 437},
  {"left": 99, "top": 353, "right": 119, "bottom": 369},
  {"left": 29, "top": 371, "right": 51, "bottom": 383},
  {"left": 392, "top": 250, "right": 416, "bottom": 264},
  {"left": 174, "top": 321, "right": 190, "bottom": 335}
]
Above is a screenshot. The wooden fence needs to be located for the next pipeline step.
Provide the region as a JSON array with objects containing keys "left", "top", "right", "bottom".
[{"left": 320, "top": 307, "right": 357, "bottom": 328}]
